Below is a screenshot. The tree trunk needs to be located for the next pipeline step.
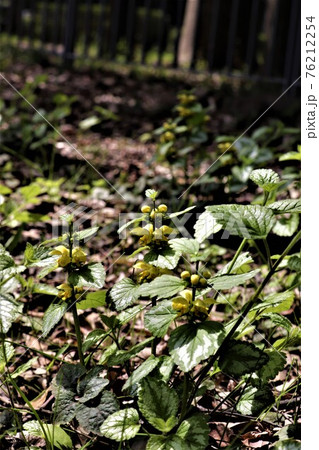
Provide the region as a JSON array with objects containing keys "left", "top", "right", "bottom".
[{"left": 177, "top": 0, "right": 200, "bottom": 67}]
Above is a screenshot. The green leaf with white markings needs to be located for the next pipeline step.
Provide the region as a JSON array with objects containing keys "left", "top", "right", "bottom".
[
  {"left": 168, "top": 322, "right": 225, "bottom": 372},
  {"left": 73, "top": 226, "right": 99, "bottom": 242},
  {"left": 194, "top": 210, "right": 223, "bottom": 243},
  {"left": 110, "top": 278, "right": 140, "bottom": 311},
  {"left": 218, "top": 252, "right": 254, "bottom": 275},
  {"left": 42, "top": 302, "right": 68, "bottom": 337},
  {"left": 144, "top": 300, "right": 179, "bottom": 337},
  {"left": 249, "top": 291, "right": 294, "bottom": 317},
  {"left": 23, "top": 421, "right": 72, "bottom": 449},
  {"left": 68, "top": 263, "right": 105, "bottom": 289},
  {"left": 139, "top": 275, "right": 187, "bottom": 299},
  {"left": 249, "top": 169, "right": 281, "bottom": 192},
  {"left": 268, "top": 199, "right": 301, "bottom": 214},
  {"left": 208, "top": 269, "right": 259, "bottom": 290},
  {"left": 272, "top": 214, "right": 299, "bottom": 236},
  {"left": 144, "top": 247, "right": 181, "bottom": 270},
  {"left": 169, "top": 238, "right": 199, "bottom": 255},
  {"left": 206, "top": 204, "right": 275, "bottom": 239},
  {"left": 100, "top": 408, "right": 140, "bottom": 441},
  {"left": 0, "top": 294, "right": 22, "bottom": 333},
  {"left": 146, "top": 435, "right": 185, "bottom": 450}
]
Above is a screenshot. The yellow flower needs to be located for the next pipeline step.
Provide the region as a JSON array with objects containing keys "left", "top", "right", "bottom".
[
  {"left": 57, "top": 283, "right": 73, "bottom": 300},
  {"left": 75, "top": 286, "right": 84, "bottom": 299},
  {"left": 134, "top": 261, "right": 158, "bottom": 283},
  {"left": 217, "top": 142, "right": 232, "bottom": 152},
  {"left": 131, "top": 222, "right": 175, "bottom": 246},
  {"left": 72, "top": 247, "right": 87, "bottom": 265},
  {"left": 131, "top": 223, "right": 154, "bottom": 246},
  {"left": 172, "top": 289, "right": 193, "bottom": 315},
  {"left": 57, "top": 284, "right": 83, "bottom": 300},
  {"left": 133, "top": 261, "right": 171, "bottom": 283},
  {"left": 50, "top": 245, "right": 71, "bottom": 267},
  {"left": 191, "top": 299, "right": 209, "bottom": 318},
  {"left": 158, "top": 204, "right": 168, "bottom": 213}
]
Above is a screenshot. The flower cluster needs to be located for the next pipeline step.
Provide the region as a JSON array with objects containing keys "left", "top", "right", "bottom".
[
  {"left": 172, "top": 289, "right": 212, "bottom": 319},
  {"left": 133, "top": 261, "right": 171, "bottom": 283},
  {"left": 50, "top": 245, "right": 87, "bottom": 268},
  {"left": 57, "top": 283, "right": 84, "bottom": 301}
]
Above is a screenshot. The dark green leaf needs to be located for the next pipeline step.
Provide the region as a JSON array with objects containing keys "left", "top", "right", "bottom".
[
  {"left": 219, "top": 341, "right": 269, "bottom": 377},
  {"left": 107, "top": 337, "right": 154, "bottom": 366},
  {"left": 82, "top": 329, "right": 109, "bottom": 352},
  {"left": 176, "top": 413, "right": 210, "bottom": 450},
  {"left": 123, "top": 355, "right": 160, "bottom": 390},
  {"left": 76, "top": 390, "right": 119, "bottom": 434},
  {"left": 236, "top": 385, "right": 274, "bottom": 415},
  {"left": 138, "top": 377, "right": 179, "bottom": 432}
]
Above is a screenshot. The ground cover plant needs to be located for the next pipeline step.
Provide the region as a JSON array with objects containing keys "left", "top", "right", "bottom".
[{"left": 0, "top": 65, "right": 301, "bottom": 449}]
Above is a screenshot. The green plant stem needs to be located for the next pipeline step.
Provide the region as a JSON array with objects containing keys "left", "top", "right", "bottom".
[
  {"left": 226, "top": 238, "right": 247, "bottom": 274},
  {"left": 251, "top": 240, "right": 268, "bottom": 265},
  {"left": 263, "top": 238, "right": 273, "bottom": 270},
  {"left": 188, "top": 230, "right": 301, "bottom": 408},
  {"left": 71, "top": 302, "right": 85, "bottom": 366},
  {"left": 179, "top": 373, "right": 190, "bottom": 424}
]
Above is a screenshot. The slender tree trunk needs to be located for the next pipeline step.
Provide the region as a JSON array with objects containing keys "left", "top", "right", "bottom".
[{"left": 177, "top": 0, "right": 200, "bottom": 67}]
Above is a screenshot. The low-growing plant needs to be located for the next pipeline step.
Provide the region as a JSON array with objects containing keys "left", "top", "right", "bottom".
[
  {"left": 0, "top": 166, "right": 301, "bottom": 448},
  {"left": 141, "top": 90, "right": 210, "bottom": 184}
]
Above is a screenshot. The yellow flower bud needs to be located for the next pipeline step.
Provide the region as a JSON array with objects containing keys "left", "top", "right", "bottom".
[
  {"left": 181, "top": 270, "right": 190, "bottom": 280},
  {"left": 150, "top": 209, "right": 156, "bottom": 220},
  {"left": 72, "top": 247, "right": 87, "bottom": 266},
  {"left": 199, "top": 278, "right": 207, "bottom": 287},
  {"left": 50, "top": 245, "right": 71, "bottom": 267},
  {"left": 190, "top": 274, "right": 200, "bottom": 285},
  {"left": 158, "top": 204, "right": 168, "bottom": 213},
  {"left": 202, "top": 270, "right": 211, "bottom": 279},
  {"left": 164, "top": 131, "right": 175, "bottom": 141},
  {"left": 141, "top": 205, "right": 151, "bottom": 213}
]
